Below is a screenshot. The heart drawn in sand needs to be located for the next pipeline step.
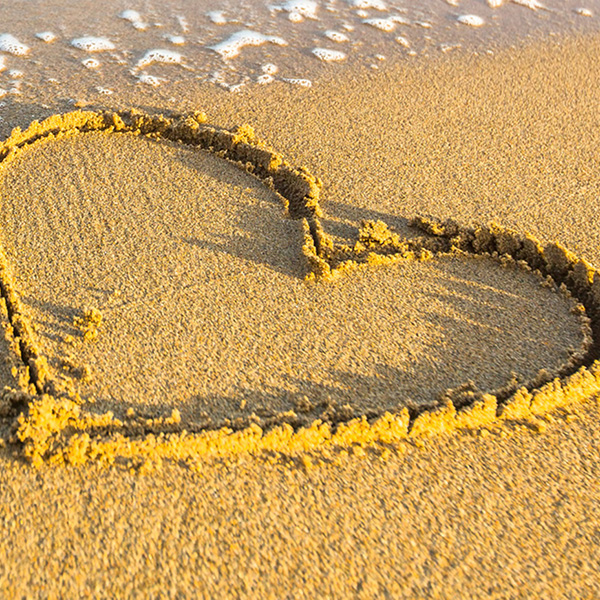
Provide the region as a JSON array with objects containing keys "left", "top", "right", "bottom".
[{"left": 1, "top": 109, "right": 600, "bottom": 469}]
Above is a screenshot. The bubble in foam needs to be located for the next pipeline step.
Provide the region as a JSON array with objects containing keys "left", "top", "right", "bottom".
[
  {"left": 257, "top": 73, "right": 275, "bottom": 84},
  {"left": 207, "top": 11, "right": 227, "bottom": 25},
  {"left": 512, "top": 0, "right": 545, "bottom": 9},
  {"left": 363, "top": 18, "right": 394, "bottom": 31},
  {"left": 0, "top": 56, "right": 5, "bottom": 72},
  {"left": 282, "top": 77, "right": 312, "bottom": 87},
  {"left": 82, "top": 58, "right": 100, "bottom": 69},
  {"left": 136, "top": 49, "right": 183, "bottom": 68},
  {"left": 119, "top": 9, "right": 148, "bottom": 30},
  {"left": 575, "top": 7, "right": 593, "bottom": 16},
  {"left": 274, "top": 0, "right": 319, "bottom": 22},
  {"left": 0, "top": 34, "right": 30, "bottom": 56},
  {"left": 71, "top": 37, "right": 116, "bottom": 52},
  {"left": 120, "top": 9, "right": 140, "bottom": 22},
  {"left": 324, "top": 30, "right": 349, "bottom": 42},
  {"left": 166, "top": 35, "right": 185, "bottom": 45},
  {"left": 363, "top": 16, "right": 410, "bottom": 31},
  {"left": 137, "top": 73, "right": 166, "bottom": 86},
  {"left": 440, "top": 42, "right": 461, "bottom": 53},
  {"left": 396, "top": 36, "right": 410, "bottom": 47},
  {"left": 262, "top": 63, "right": 279, "bottom": 74},
  {"left": 312, "top": 47, "right": 346, "bottom": 61},
  {"left": 487, "top": 0, "right": 503, "bottom": 6},
  {"left": 209, "top": 30, "right": 287, "bottom": 60},
  {"left": 36, "top": 31, "right": 57, "bottom": 43},
  {"left": 457, "top": 14, "right": 485, "bottom": 26},
  {"left": 350, "top": 0, "right": 387, "bottom": 10},
  {"left": 0, "top": 89, "right": 6, "bottom": 99}
]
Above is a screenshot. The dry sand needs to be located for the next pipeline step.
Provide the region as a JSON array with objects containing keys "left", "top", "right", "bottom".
[
  {"left": 0, "top": 130, "right": 584, "bottom": 426},
  {"left": 0, "top": 34, "right": 599, "bottom": 597}
]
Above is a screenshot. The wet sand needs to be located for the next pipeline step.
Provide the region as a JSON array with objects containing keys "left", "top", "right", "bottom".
[{"left": 0, "top": 32, "right": 599, "bottom": 598}]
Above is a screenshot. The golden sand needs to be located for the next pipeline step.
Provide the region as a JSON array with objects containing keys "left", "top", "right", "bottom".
[
  {"left": 0, "top": 35, "right": 599, "bottom": 597},
  {"left": 0, "top": 107, "right": 593, "bottom": 470}
]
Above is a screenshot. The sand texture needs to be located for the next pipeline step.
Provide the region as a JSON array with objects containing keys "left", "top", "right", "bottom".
[
  {"left": 0, "top": 129, "right": 586, "bottom": 429},
  {"left": 0, "top": 31, "right": 599, "bottom": 597}
]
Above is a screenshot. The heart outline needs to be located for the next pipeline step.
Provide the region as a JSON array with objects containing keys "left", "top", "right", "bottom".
[{"left": 0, "top": 109, "right": 598, "bottom": 468}]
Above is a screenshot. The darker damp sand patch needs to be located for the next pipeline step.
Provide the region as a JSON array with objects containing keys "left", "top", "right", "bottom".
[{"left": 0, "top": 109, "right": 594, "bottom": 467}]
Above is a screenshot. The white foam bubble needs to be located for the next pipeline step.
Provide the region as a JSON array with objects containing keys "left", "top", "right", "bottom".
[
  {"left": 457, "top": 14, "right": 485, "bottom": 26},
  {"left": 257, "top": 73, "right": 275, "bottom": 84},
  {"left": 119, "top": 10, "right": 148, "bottom": 30},
  {"left": 363, "top": 16, "right": 410, "bottom": 31},
  {"left": 350, "top": 0, "right": 387, "bottom": 10},
  {"left": 324, "top": 30, "right": 350, "bottom": 42},
  {"left": 0, "top": 56, "right": 5, "bottom": 72},
  {"left": 276, "top": 0, "right": 319, "bottom": 22},
  {"left": 0, "top": 89, "right": 7, "bottom": 99},
  {"left": 363, "top": 18, "right": 395, "bottom": 31},
  {"left": 511, "top": 0, "right": 545, "bottom": 9},
  {"left": 82, "top": 58, "right": 100, "bottom": 69},
  {"left": 136, "top": 49, "right": 183, "bottom": 68},
  {"left": 487, "top": 0, "right": 504, "bottom": 7},
  {"left": 120, "top": 9, "right": 141, "bottom": 22},
  {"left": 0, "top": 34, "right": 30, "bottom": 56},
  {"left": 210, "top": 30, "right": 287, "bottom": 60},
  {"left": 166, "top": 35, "right": 186, "bottom": 45},
  {"left": 96, "top": 87, "right": 114, "bottom": 95},
  {"left": 8, "top": 69, "right": 23, "bottom": 78},
  {"left": 36, "top": 31, "right": 57, "bottom": 43},
  {"left": 262, "top": 63, "right": 279, "bottom": 74},
  {"left": 575, "top": 7, "right": 593, "bottom": 16},
  {"left": 312, "top": 47, "right": 346, "bottom": 61},
  {"left": 440, "top": 42, "right": 461, "bottom": 52},
  {"left": 207, "top": 10, "right": 227, "bottom": 24},
  {"left": 283, "top": 77, "right": 312, "bottom": 87},
  {"left": 71, "top": 37, "right": 115, "bottom": 52},
  {"left": 395, "top": 36, "right": 410, "bottom": 47},
  {"left": 137, "top": 73, "right": 166, "bottom": 86}
]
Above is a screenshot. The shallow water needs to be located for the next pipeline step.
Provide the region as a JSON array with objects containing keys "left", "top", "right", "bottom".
[{"left": 0, "top": 0, "right": 597, "bottom": 101}]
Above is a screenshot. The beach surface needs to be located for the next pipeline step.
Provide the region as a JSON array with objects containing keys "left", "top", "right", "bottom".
[{"left": 0, "top": 9, "right": 599, "bottom": 597}]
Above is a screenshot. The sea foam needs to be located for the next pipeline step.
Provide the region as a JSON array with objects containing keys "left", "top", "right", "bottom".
[
  {"left": 457, "top": 15, "right": 485, "bottom": 26},
  {"left": 71, "top": 37, "right": 116, "bottom": 52},
  {"left": 350, "top": 0, "right": 387, "bottom": 10},
  {"left": 312, "top": 47, "right": 346, "bottom": 61},
  {"left": 136, "top": 49, "right": 183, "bottom": 68},
  {"left": 36, "top": 31, "right": 57, "bottom": 43},
  {"left": 0, "top": 34, "right": 30, "bottom": 56},
  {"left": 275, "top": 0, "right": 319, "bottom": 22},
  {"left": 210, "top": 30, "right": 287, "bottom": 60},
  {"left": 119, "top": 9, "right": 148, "bottom": 30}
]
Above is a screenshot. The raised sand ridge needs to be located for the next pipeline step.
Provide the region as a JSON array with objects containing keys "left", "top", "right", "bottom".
[{"left": 0, "top": 109, "right": 597, "bottom": 468}]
